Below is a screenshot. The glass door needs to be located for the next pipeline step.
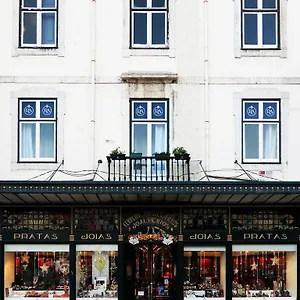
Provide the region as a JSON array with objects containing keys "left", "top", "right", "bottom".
[{"left": 135, "top": 244, "right": 174, "bottom": 300}]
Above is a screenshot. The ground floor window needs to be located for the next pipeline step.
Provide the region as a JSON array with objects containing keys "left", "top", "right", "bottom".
[
  {"left": 5, "top": 244, "right": 69, "bottom": 299},
  {"left": 183, "top": 247, "right": 225, "bottom": 298},
  {"left": 232, "top": 245, "right": 296, "bottom": 298},
  {"left": 76, "top": 244, "right": 118, "bottom": 299}
]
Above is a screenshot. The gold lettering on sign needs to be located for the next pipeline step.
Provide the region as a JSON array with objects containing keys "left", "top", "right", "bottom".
[
  {"left": 13, "top": 233, "right": 58, "bottom": 240},
  {"left": 80, "top": 233, "right": 112, "bottom": 240},
  {"left": 243, "top": 233, "right": 288, "bottom": 240},
  {"left": 190, "top": 233, "right": 221, "bottom": 240}
]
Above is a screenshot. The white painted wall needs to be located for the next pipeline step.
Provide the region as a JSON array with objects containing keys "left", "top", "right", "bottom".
[{"left": 0, "top": 0, "right": 299, "bottom": 181}]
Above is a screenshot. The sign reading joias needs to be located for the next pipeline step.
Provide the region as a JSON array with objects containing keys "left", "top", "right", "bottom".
[{"left": 122, "top": 212, "right": 179, "bottom": 233}]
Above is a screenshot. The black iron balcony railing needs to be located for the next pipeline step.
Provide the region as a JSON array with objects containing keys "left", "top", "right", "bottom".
[{"left": 107, "top": 155, "right": 191, "bottom": 181}]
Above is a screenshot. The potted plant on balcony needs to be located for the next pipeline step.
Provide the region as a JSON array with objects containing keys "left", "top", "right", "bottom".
[
  {"left": 109, "top": 147, "right": 126, "bottom": 160},
  {"left": 130, "top": 151, "right": 142, "bottom": 159},
  {"left": 154, "top": 151, "right": 171, "bottom": 161},
  {"left": 172, "top": 146, "right": 190, "bottom": 160}
]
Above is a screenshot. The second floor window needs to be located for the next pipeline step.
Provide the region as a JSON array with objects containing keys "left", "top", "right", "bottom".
[
  {"left": 131, "top": 0, "right": 168, "bottom": 48},
  {"left": 242, "top": 99, "right": 280, "bottom": 163},
  {"left": 20, "top": 0, "right": 58, "bottom": 47},
  {"left": 131, "top": 99, "right": 168, "bottom": 156},
  {"left": 242, "top": 0, "right": 279, "bottom": 49},
  {"left": 18, "top": 98, "right": 57, "bottom": 162}
]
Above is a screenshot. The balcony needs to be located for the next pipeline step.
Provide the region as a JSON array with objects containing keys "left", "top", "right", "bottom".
[{"left": 107, "top": 155, "right": 191, "bottom": 181}]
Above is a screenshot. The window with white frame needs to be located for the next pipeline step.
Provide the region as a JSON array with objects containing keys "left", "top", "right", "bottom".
[
  {"left": 242, "top": 0, "right": 279, "bottom": 49},
  {"left": 20, "top": 0, "right": 58, "bottom": 47},
  {"left": 18, "top": 99, "right": 57, "bottom": 162},
  {"left": 131, "top": 100, "right": 168, "bottom": 156},
  {"left": 131, "top": 0, "right": 168, "bottom": 48},
  {"left": 242, "top": 99, "right": 280, "bottom": 163}
]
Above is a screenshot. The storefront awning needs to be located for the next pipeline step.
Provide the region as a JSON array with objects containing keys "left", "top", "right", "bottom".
[{"left": 0, "top": 180, "right": 300, "bottom": 205}]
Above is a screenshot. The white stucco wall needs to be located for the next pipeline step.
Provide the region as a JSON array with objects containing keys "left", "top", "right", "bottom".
[{"left": 0, "top": 0, "right": 300, "bottom": 181}]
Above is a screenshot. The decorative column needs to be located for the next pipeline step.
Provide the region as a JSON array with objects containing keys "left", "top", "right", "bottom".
[
  {"left": 297, "top": 242, "right": 300, "bottom": 300},
  {"left": 175, "top": 235, "right": 184, "bottom": 300},
  {"left": 0, "top": 237, "right": 4, "bottom": 299}
]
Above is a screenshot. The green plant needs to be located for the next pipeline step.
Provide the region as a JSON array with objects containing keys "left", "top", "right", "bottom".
[
  {"left": 110, "top": 147, "right": 125, "bottom": 156},
  {"left": 172, "top": 147, "right": 188, "bottom": 156},
  {"left": 154, "top": 151, "right": 170, "bottom": 155}
]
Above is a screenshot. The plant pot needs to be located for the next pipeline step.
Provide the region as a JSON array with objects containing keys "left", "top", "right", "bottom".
[
  {"left": 110, "top": 154, "right": 126, "bottom": 160},
  {"left": 174, "top": 153, "right": 190, "bottom": 160},
  {"left": 155, "top": 153, "right": 170, "bottom": 161},
  {"left": 130, "top": 152, "right": 142, "bottom": 158}
]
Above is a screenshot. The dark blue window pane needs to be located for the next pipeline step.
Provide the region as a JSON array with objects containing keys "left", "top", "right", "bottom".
[
  {"left": 152, "top": 13, "right": 165, "bottom": 44},
  {"left": 263, "top": 14, "right": 276, "bottom": 45},
  {"left": 263, "top": 102, "right": 277, "bottom": 119},
  {"left": 22, "top": 102, "right": 36, "bottom": 118},
  {"left": 244, "top": 0, "right": 257, "bottom": 8},
  {"left": 42, "top": 0, "right": 56, "bottom": 8},
  {"left": 152, "top": 0, "right": 165, "bottom": 7},
  {"left": 23, "top": 13, "right": 37, "bottom": 44},
  {"left": 133, "top": 0, "right": 147, "bottom": 7},
  {"left": 263, "top": 0, "right": 276, "bottom": 8},
  {"left": 42, "top": 13, "right": 55, "bottom": 44},
  {"left": 134, "top": 124, "right": 147, "bottom": 155},
  {"left": 152, "top": 102, "right": 165, "bottom": 119},
  {"left": 40, "top": 102, "right": 55, "bottom": 118},
  {"left": 134, "top": 102, "right": 148, "bottom": 119},
  {"left": 133, "top": 13, "right": 147, "bottom": 45},
  {"left": 244, "top": 124, "right": 259, "bottom": 159},
  {"left": 24, "top": 0, "right": 37, "bottom": 7},
  {"left": 244, "top": 102, "right": 259, "bottom": 119},
  {"left": 244, "top": 14, "right": 257, "bottom": 45}
]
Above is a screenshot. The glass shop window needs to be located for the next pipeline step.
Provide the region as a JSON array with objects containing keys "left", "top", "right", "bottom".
[
  {"left": 4, "top": 245, "right": 69, "bottom": 299},
  {"left": 232, "top": 245, "right": 296, "bottom": 298},
  {"left": 184, "top": 247, "right": 226, "bottom": 299},
  {"left": 76, "top": 245, "right": 118, "bottom": 299}
]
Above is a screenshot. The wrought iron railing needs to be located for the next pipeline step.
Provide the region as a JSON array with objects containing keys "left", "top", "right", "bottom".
[{"left": 107, "top": 155, "right": 191, "bottom": 181}]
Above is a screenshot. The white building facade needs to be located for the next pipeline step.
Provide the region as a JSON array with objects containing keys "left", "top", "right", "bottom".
[{"left": 0, "top": 1, "right": 300, "bottom": 300}]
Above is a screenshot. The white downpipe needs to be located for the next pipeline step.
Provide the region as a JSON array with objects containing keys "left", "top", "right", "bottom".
[
  {"left": 91, "top": 0, "right": 96, "bottom": 171},
  {"left": 204, "top": 0, "right": 210, "bottom": 172}
]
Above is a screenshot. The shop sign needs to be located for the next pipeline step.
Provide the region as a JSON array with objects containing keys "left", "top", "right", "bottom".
[
  {"left": 75, "top": 232, "right": 118, "bottom": 242},
  {"left": 128, "top": 233, "right": 175, "bottom": 245},
  {"left": 232, "top": 231, "right": 300, "bottom": 242},
  {"left": 122, "top": 212, "right": 179, "bottom": 234},
  {"left": 184, "top": 232, "right": 227, "bottom": 242},
  {"left": 2, "top": 230, "right": 69, "bottom": 241}
]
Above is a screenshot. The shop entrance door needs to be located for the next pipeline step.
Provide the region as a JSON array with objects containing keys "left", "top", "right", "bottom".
[
  {"left": 124, "top": 243, "right": 175, "bottom": 300},
  {"left": 135, "top": 244, "right": 174, "bottom": 300}
]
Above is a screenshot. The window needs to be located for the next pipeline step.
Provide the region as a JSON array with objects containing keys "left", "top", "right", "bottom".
[
  {"left": 232, "top": 245, "right": 296, "bottom": 298},
  {"left": 242, "top": 99, "right": 280, "bottom": 163},
  {"left": 20, "top": 0, "right": 58, "bottom": 48},
  {"left": 241, "top": 0, "right": 279, "bottom": 49},
  {"left": 131, "top": 0, "right": 168, "bottom": 48},
  {"left": 76, "top": 245, "right": 118, "bottom": 299},
  {"left": 131, "top": 99, "right": 168, "bottom": 155},
  {"left": 18, "top": 98, "right": 57, "bottom": 162},
  {"left": 5, "top": 245, "right": 69, "bottom": 299},
  {"left": 184, "top": 247, "right": 226, "bottom": 299}
]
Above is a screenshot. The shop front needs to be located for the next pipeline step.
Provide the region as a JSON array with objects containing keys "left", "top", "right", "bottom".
[{"left": 0, "top": 181, "right": 300, "bottom": 300}]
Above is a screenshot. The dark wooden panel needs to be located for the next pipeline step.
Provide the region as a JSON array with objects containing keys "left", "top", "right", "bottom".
[{"left": 42, "top": 193, "right": 63, "bottom": 203}]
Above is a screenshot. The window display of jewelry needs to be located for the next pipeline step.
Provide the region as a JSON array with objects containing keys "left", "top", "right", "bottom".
[{"left": 184, "top": 281, "right": 224, "bottom": 298}]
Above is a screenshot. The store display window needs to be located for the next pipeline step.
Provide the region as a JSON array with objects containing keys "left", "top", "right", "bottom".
[
  {"left": 5, "top": 245, "right": 69, "bottom": 299},
  {"left": 184, "top": 247, "right": 225, "bottom": 299},
  {"left": 76, "top": 245, "right": 118, "bottom": 299},
  {"left": 232, "top": 245, "right": 296, "bottom": 298}
]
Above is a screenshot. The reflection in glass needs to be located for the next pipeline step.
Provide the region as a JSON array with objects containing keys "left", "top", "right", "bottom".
[
  {"left": 232, "top": 251, "right": 293, "bottom": 298},
  {"left": 5, "top": 251, "right": 69, "bottom": 298},
  {"left": 23, "top": 13, "right": 37, "bottom": 44},
  {"left": 184, "top": 251, "right": 225, "bottom": 298},
  {"left": 76, "top": 250, "right": 118, "bottom": 298}
]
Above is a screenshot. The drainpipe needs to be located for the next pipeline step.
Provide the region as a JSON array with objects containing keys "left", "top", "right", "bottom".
[
  {"left": 91, "top": 0, "right": 97, "bottom": 173},
  {"left": 203, "top": 0, "right": 210, "bottom": 172}
]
